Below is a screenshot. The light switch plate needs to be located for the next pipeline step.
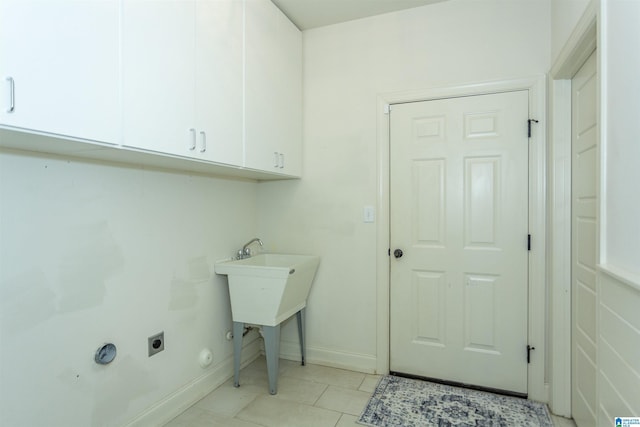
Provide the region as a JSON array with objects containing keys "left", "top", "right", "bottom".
[{"left": 364, "top": 206, "right": 375, "bottom": 223}]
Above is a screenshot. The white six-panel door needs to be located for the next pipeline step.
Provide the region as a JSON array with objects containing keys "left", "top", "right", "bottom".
[
  {"left": 389, "top": 91, "right": 530, "bottom": 394},
  {"left": 571, "top": 51, "right": 598, "bottom": 427}
]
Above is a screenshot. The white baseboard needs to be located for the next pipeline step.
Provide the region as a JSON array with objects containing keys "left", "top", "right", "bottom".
[
  {"left": 279, "top": 339, "right": 378, "bottom": 374},
  {"left": 124, "top": 337, "right": 262, "bottom": 427}
]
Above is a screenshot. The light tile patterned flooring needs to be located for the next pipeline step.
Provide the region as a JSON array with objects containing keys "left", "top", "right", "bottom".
[{"left": 165, "top": 356, "right": 576, "bottom": 427}]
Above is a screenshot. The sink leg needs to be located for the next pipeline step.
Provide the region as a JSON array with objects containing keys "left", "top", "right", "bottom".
[
  {"left": 262, "top": 325, "right": 281, "bottom": 395},
  {"left": 233, "top": 321, "right": 244, "bottom": 388},
  {"left": 296, "top": 308, "right": 306, "bottom": 366}
]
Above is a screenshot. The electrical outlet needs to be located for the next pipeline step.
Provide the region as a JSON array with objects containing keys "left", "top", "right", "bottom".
[{"left": 148, "top": 332, "right": 164, "bottom": 357}]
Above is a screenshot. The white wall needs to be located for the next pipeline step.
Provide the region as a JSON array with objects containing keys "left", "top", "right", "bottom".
[
  {"left": 551, "top": 0, "right": 591, "bottom": 64},
  {"left": 0, "top": 146, "right": 259, "bottom": 426},
  {"left": 602, "top": 0, "right": 640, "bottom": 275},
  {"left": 258, "top": 0, "right": 550, "bottom": 371}
]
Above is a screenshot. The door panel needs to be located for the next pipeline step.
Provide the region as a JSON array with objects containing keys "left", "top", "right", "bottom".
[
  {"left": 571, "top": 51, "right": 598, "bottom": 427},
  {"left": 390, "top": 91, "right": 529, "bottom": 394}
]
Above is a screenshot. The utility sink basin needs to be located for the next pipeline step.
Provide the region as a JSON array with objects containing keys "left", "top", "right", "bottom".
[{"left": 214, "top": 254, "right": 320, "bottom": 326}]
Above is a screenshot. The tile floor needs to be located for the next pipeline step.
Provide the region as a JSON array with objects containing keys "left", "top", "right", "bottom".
[{"left": 164, "top": 356, "right": 576, "bottom": 427}]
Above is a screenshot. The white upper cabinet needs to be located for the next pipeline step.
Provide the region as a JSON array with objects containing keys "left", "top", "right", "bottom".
[
  {"left": 122, "top": 0, "right": 243, "bottom": 166},
  {"left": 122, "top": 0, "right": 196, "bottom": 157},
  {"left": 0, "top": 0, "right": 121, "bottom": 144},
  {"left": 1, "top": 0, "right": 302, "bottom": 179},
  {"left": 245, "top": 0, "right": 302, "bottom": 177},
  {"left": 195, "top": 0, "right": 243, "bottom": 165}
]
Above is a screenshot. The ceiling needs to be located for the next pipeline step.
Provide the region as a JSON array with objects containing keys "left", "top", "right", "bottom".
[{"left": 271, "top": 0, "right": 447, "bottom": 30}]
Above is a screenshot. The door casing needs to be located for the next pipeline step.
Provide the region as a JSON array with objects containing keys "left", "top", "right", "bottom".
[
  {"left": 375, "top": 76, "right": 547, "bottom": 402},
  {"left": 548, "top": 2, "right": 598, "bottom": 417}
]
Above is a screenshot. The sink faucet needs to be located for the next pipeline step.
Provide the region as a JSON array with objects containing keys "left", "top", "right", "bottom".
[{"left": 238, "top": 238, "right": 263, "bottom": 259}]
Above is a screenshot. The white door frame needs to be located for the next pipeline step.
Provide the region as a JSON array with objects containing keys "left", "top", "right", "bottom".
[
  {"left": 548, "top": 2, "right": 598, "bottom": 417},
  {"left": 375, "top": 75, "right": 548, "bottom": 402}
]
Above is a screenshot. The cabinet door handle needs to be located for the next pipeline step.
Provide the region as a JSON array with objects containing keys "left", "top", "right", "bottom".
[
  {"left": 279, "top": 153, "right": 284, "bottom": 169},
  {"left": 189, "top": 128, "right": 196, "bottom": 151},
  {"left": 6, "top": 77, "right": 15, "bottom": 113},
  {"left": 273, "top": 152, "right": 279, "bottom": 168},
  {"left": 199, "top": 131, "right": 206, "bottom": 153}
]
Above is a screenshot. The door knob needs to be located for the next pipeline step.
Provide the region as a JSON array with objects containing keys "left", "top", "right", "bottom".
[{"left": 393, "top": 249, "right": 403, "bottom": 258}]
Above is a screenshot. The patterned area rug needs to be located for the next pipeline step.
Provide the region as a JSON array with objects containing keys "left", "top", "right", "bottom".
[{"left": 358, "top": 375, "right": 553, "bottom": 427}]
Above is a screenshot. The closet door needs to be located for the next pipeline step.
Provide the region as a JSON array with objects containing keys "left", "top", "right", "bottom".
[
  {"left": 390, "top": 91, "right": 530, "bottom": 394},
  {"left": 571, "top": 51, "right": 598, "bottom": 427}
]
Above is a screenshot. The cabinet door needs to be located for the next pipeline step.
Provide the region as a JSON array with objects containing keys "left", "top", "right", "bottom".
[
  {"left": 0, "top": 0, "right": 120, "bottom": 144},
  {"left": 122, "top": 0, "right": 196, "bottom": 156},
  {"left": 195, "top": 0, "right": 243, "bottom": 166},
  {"left": 245, "top": 0, "right": 302, "bottom": 176}
]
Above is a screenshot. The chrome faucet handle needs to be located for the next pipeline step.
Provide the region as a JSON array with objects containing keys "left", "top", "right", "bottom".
[
  {"left": 241, "top": 238, "right": 263, "bottom": 259},
  {"left": 236, "top": 238, "right": 264, "bottom": 259}
]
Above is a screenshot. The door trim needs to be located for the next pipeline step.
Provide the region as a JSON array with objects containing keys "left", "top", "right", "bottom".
[
  {"left": 548, "top": 1, "right": 598, "bottom": 417},
  {"left": 375, "top": 75, "right": 547, "bottom": 402}
]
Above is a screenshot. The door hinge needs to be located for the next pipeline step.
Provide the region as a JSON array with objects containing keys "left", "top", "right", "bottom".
[
  {"left": 527, "top": 345, "right": 535, "bottom": 363},
  {"left": 527, "top": 234, "right": 531, "bottom": 251},
  {"left": 384, "top": 104, "right": 391, "bottom": 115},
  {"left": 527, "top": 119, "right": 539, "bottom": 138}
]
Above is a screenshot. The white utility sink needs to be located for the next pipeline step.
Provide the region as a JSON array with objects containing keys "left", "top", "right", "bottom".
[
  {"left": 215, "top": 252, "right": 320, "bottom": 395},
  {"left": 214, "top": 254, "right": 320, "bottom": 327}
]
